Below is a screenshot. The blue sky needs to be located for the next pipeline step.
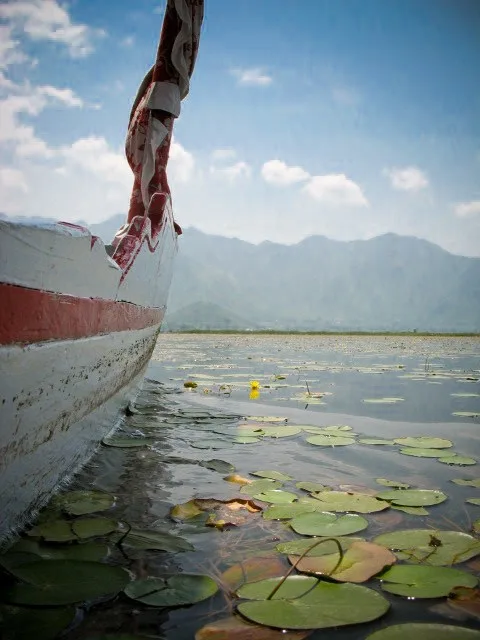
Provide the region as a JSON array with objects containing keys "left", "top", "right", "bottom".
[{"left": 1, "top": 0, "right": 479, "bottom": 255}]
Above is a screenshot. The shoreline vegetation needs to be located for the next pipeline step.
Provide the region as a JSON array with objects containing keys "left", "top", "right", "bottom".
[{"left": 166, "top": 329, "right": 480, "bottom": 337}]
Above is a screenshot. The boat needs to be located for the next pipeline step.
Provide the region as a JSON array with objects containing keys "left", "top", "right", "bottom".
[{"left": 0, "top": 0, "right": 204, "bottom": 542}]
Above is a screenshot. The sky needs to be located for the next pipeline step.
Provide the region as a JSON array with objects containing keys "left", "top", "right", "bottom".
[{"left": 0, "top": 0, "right": 479, "bottom": 256}]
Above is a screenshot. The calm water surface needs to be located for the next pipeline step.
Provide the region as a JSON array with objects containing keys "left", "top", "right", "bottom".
[{"left": 11, "top": 336, "right": 480, "bottom": 638}]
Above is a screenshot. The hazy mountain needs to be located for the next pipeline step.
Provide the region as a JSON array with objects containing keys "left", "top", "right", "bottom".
[{"left": 166, "top": 227, "right": 480, "bottom": 332}]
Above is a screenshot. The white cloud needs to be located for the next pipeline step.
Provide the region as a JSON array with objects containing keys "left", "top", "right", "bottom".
[
  {"left": 0, "top": 166, "right": 29, "bottom": 213},
  {"left": 331, "top": 86, "right": 360, "bottom": 106},
  {"left": 384, "top": 166, "right": 428, "bottom": 192},
  {"left": 211, "top": 148, "right": 237, "bottom": 162},
  {"left": 303, "top": 173, "right": 368, "bottom": 207},
  {"left": 0, "top": 0, "right": 104, "bottom": 58},
  {"left": 0, "top": 25, "right": 29, "bottom": 70},
  {"left": 0, "top": 166, "right": 28, "bottom": 192},
  {"left": 168, "top": 138, "right": 195, "bottom": 183},
  {"left": 231, "top": 67, "right": 273, "bottom": 86},
  {"left": 120, "top": 35, "right": 135, "bottom": 48},
  {"left": 38, "top": 85, "right": 84, "bottom": 107},
  {"left": 454, "top": 200, "right": 480, "bottom": 218},
  {"left": 210, "top": 161, "right": 251, "bottom": 181},
  {"left": 261, "top": 159, "right": 310, "bottom": 186},
  {"left": 61, "top": 136, "right": 131, "bottom": 186}
]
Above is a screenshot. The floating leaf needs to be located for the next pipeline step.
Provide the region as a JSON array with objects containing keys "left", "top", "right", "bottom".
[
  {"left": 72, "top": 518, "right": 118, "bottom": 539},
  {"left": 376, "top": 489, "right": 447, "bottom": 507},
  {"left": 246, "top": 416, "right": 287, "bottom": 423},
  {"left": 199, "top": 459, "right": 235, "bottom": 474},
  {"left": 253, "top": 490, "right": 298, "bottom": 504},
  {"left": 394, "top": 437, "right": 453, "bottom": 449},
  {"left": 277, "top": 537, "right": 361, "bottom": 557},
  {"left": 224, "top": 474, "right": 252, "bottom": 485},
  {"left": 296, "top": 481, "right": 330, "bottom": 493},
  {"left": 170, "top": 500, "right": 204, "bottom": 521},
  {"left": 310, "top": 491, "right": 389, "bottom": 513},
  {"left": 233, "top": 436, "right": 262, "bottom": 444},
  {"left": 452, "top": 412, "right": 480, "bottom": 418},
  {"left": 363, "top": 398, "right": 404, "bottom": 404},
  {"left": 306, "top": 435, "right": 355, "bottom": 447},
  {"left": 101, "top": 436, "right": 156, "bottom": 448},
  {"left": 451, "top": 393, "right": 480, "bottom": 397},
  {"left": 400, "top": 448, "right": 454, "bottom": 458},
  {"left": 261, "top": 426, "right": 302, "bottom": 438},
  {"left": 290, "top": 512, "right": 368, "bottom": 536},
  {"left": 27, "top": 518, "right": 117, "bottom": 542},
  {"left": 4, "top": 560, "right": 130, "bottom": 605},
  {"left": 191, "top": 439, "right": 232, "bottom": 449},
  {"left": 379, "top": 564, "right": 478, "bottom": 598},
  {"left": 237, "top": 575, "right": 318, "bottom": 600},
  {"left": 373, "top": 529, "right": 480, "bottom": 566},
  {"left": 124, "top": 574, "right": 218, "bottom": 607},
  {"left": 439, "top": 455, "right": 477, "bottom": 466},
  {"left": 452, "top": 479, "right": 480, "bottom": 488},
  {"left": 184, "top": 381, "right": 198, "bottom": 388},
  {"left": 236, "top": 426, "right": 266, "bottom": 436},
  {"left": 290, "top": 540, "right": 396, "bottom": 583},
  {"left": 376, "top": 479, "right": 410, "bottom": 489},
  {"left": 0, "top": 604, "right": 76, "bottom": 640},
  {"left": 366, "top": 623, "right": 480, "bottom": 639},
  {"left": 237, "top": 581, "right": 390, "bottom": 630},
  {"left": 447, "top": 586, "right": 480, "bottom": 622},
  {"left": 194, "top": 615, "right": 311, "bottom": 640},
  {"left": 263, "top": 503, "right": 317, "bottom": 520},
  {"left": 251, "top": 470, "right": 293, "bottom": 481},
  {"left": 221, "top": 554, "right": 287, "bottom": 591},
  {"left": 113, "top": 528, "right": 194, "bottom": 552},
  {"left": 240, "top": 480, "right": 282, "bottom": 496},
  {"left": 53, "top": 490, "right": 115, "bottom": 515},
  {"left": 6, "top": 538, "right": 109, "bottom": 562},
  {"left": 466, "top": 498, "right": 480, "bottom": 506},
  {"left": 360, "top": 439, "right": 397, "bottom": 446},
  {"left": 391, "top": 505, "right": 429, "bottom": 516}
]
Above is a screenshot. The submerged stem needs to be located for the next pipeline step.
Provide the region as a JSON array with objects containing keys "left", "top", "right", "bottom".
[{"left": 266, "top": 537, "right": 344, "bottom": 601}]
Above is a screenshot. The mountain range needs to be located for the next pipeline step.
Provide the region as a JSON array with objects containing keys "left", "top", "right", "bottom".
[{"left": 3, "top": 213, "right": 478, "bottom": 332}]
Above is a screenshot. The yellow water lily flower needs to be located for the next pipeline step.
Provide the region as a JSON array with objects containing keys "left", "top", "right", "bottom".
[{"left": 250, "top": 380, "right": 260, "bottom": 390}]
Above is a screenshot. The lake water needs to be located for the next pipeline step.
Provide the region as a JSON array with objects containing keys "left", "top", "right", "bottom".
[{"left": 2, "top": 335, "right": 480, "bottom": 639}]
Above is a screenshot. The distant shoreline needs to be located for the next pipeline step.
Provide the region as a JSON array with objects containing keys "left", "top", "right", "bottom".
[{"left": 165, "top": 329, "right": 480, "bottom": 337}]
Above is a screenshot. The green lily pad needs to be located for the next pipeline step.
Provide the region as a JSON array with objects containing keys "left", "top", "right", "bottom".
[
  {"left": 452, "top": 478, "right": 480, "bottom": 487},
  {"left": 246, "top": 416, "right": 287, "bottom": 422},
  {"left": 373, "top": 529, "right": 480, "bottom": 565},
  {"left": 376, "top": 489, "right": 447, "bottom": 507},
  {"left": 102, "top": 436, "right": 156, "bottom": 448},
  {"left": 452, "top": 412, "right": 480, "bottom": 418},
  {"left": 124, "top": 574, "right": 218, "bottom": 606},
  {"left": 296, "top": 481, "right": 330, "bottom": 493},
  {"left": 306, "top": 434, "right": 355, "bottom": 447},
  {"left": 466, "top": 498, "right": 480, "bottom": 506},
  {"left": 276, "top": 537, "right": 361, "bottom": 557},
  {"left": 261, "top": 426, "right": 302, "bottom": 438},
  {"left": 439, "top": 455, "right": 477, "bottom": 466},
  {"left": 290, "top": 540, "right": 396, "bottom": 583},
  {"left": 451, "top": 393, "right": 480, "bottom": 397},
  {"left": 366, "top": 623, "right": 480, "bottom": 639},
  {"left": 310, "top": 491, "right": 390, "bottom": 513},
  {"left": 236, "top": 427, "right": 265, "bottom": 436},
  {"left": 233, "top": 436, "right": 262, "bottom": 444},
  {"left": 27, "top": 518, "right": 117, "bottom": 542},
  {"left": 191, "top": 439, "right": 232, "bottom": 449},
  {"left": 379, "top": 564, "right": 477, "bottom": 598},
  {"left": 363, "top": 398, "right": 404, "bottom": 404},
  {"left": 6, "top": 538, "right": 109, "bottom": 562},
  {"left": 113, "top": 528, "right": 194, "bottom": 552},
  {"left": 72, "top": 518, "right": 118, "bottom": 539},
  {"left": 170, "top": 500, "right": 204, "bottom": 520},
  {"left": 4, "top": 560, "right": 130, "bottom": 605},
  {"left": 0, "top": 604, "right": 76, "bottom": 640},
  {"left": 360, "top": 439, "right": 397, "bottom": 446},
  {"left": 394, "top": 437, "right": 453, "bottom": 449},
  {"left": 253, "top": 490, "right": 298, "bottom": 504},
  {"left": 237, "top": 575, "right": 318, "bottom": 600},
  {"left": 199, "top": 459, "right": 235, "bottom": 474},
  {"left": 391, "top": 505, "right": 429, "bottom": 516},
  {"left": 399, "top": 448, "right": 453, "bottom": 458},
  {"left": 240, "top": 480, "right": 282, "bottom": 496},
  {"left": 290, "top": 512, "right": 368, "bottom": 536},
  {"left": 251, "top": 470, "right": 293, "bottom": 481},
  {"left": 53, "top": 490, "right": 115, "bottom": 515},
  {"left": 237, "top": 581, "right": 390, "bottom": 630},
  {"left": 263, "top": 502, "right": 317, "bottom": 520},
  {"left": 376, "top": 479, "right": 410, "bottom": 489},
  {"left": 474, "top": 519, "right": 480, "bottom": 535}
]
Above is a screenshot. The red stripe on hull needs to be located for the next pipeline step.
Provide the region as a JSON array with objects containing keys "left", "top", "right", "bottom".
[{"left": 0, "top": 283, "right": 163, "bottom": 345}]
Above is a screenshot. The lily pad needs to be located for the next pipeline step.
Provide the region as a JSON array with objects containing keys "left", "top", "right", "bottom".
[
  {"left": 360, "top": 439, "right": 397, "bottom": 446},
  {"left": 290, "top": 540, "right": 396, "bottom": 583},
  {"left": 253, "top": 490, "right": 298, "bottom": 504},
  {"left": 394, "top": 437, "right": 453, "bottom": 449},
  {"left": 237, "top": 575, "right": 318, "bottom": 600},
  {"left": 246, "top": 416, "right": 287, "bottom": 422},
  {"left": 6, "top": 538, "right": 109, "bottom": 562},
  {"left": 376, "top": 489, "right": 447, "bottom": 507},
  {"left": 399, "top": 448, "right": 453, "bottom": 458},
  {"left": 102, "top": 436, "right": 156, "bottom": 448},
  {"left": 199, "top": 459, "right": 235, "bottom": 474},
  {"left": 170, "top": 500, "right": 204, "bottom": 521},
  {"left": 376, "top": 479, "right": 410, "bottom": 489},
  {"left": 296, "top": 481, "right": 330, "bottom": 493},
  {"left": 261, "top": 426, "right": 302, "bottom": 438},
  {"left": 240, "top": 480, "right": 282, "bottom": 496},
  {"left": 263, "top": 502, "right": 317, "bottom": 520},
  {"left": 251, "top": 470, "right": 293, "bottom": 481},
  {"left": 452, "top": 479, "right": 480, "bottom": 488},
  {"left": 0, "top": 604, "right": 76, "bottom": 640},
  {"left": 310, "top": 491, "right": 390, "bottom": 513},
  {"left": 306, "top": 434, "right": 355, "bottom": 447},
  {"left": 363, "top": 398, "right": 404, "bottom": 404},
  {"left": 233, "top": 436, "right": 262, "bottom": 444},
  {"left": 237, "top": 581, "right": 390, "bottom": 630},
  {"left": 72, "top": 518, "right": 118, "bottom": 539},
  {"left": 114, "top": 528, "right": 194, "bottom": 552},
  {"left": 379, "top": 564, "right": 478, "bottom": 598},
  {"left": 4, "top": 560, "right": 130, "bottom": 605},
  {"left": 391, "top": 505, "right": 429, "bottom": 516},
  {"left": 53, "top": 490, "right": 115, "bottom": 515},
  {"left": 27, "top": 517, "right": 117, "bottom": 542},
  {"left": 194, "top": 615, "right": 311, "bottom": 640},
  {"left": 223, "top": 474, "right": 251, "bottom": 485},
  {"left": 290, "top": 512, "right": 368, "bottom": 536},
  {"left": 452, "top": 412, "right": 480, "bottom": 418},
  {"left": 439, "top": 455, "right": 477, "bottom": 466},
  {"left": 124, "top": 574, "right": 218, "bottom": 607},
  {"left": 191, "top": 439, "right": 232, "bottom": 449},
  {"left": 466, "top": 498, "right": 480, "bottom": 506},
  {"left": 221, "top": 554, "right": 287, "bottom": 591},
  {"left": 276, "top": 537, "right": 361, "bottom": 557},
  {"left": 373, "top": 529, "right": 480, "bottom": 565},
  {"left": 366, "top": 623, "right": 480, "bottom": 639}
]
